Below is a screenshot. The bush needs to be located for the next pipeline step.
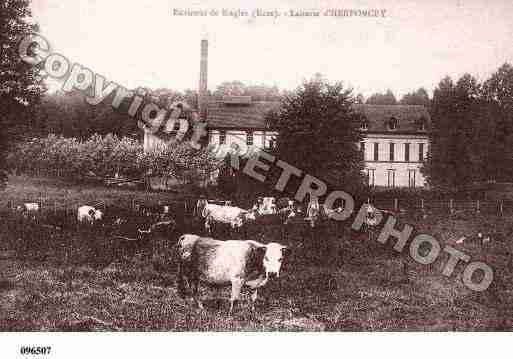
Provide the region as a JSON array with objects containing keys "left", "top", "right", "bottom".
[{"left": 7, "top": 134, "right": 221, "bottom": 185}]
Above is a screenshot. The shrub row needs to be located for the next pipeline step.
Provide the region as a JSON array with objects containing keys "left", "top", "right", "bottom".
[{"left": 7, "top": 134, "right": 222, "bottom": 184}]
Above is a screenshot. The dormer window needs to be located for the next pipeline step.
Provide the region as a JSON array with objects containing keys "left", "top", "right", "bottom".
[
  {"left": 360, "top": 117, "right": 369, "bottom": 131},
  {"left": 389, "top": 117, "right": 398, "bottom": 130}
]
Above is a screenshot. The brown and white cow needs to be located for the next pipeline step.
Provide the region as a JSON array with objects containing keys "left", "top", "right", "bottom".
[{"left": 176, "top": 234, "right": 289, "bottom": 315}]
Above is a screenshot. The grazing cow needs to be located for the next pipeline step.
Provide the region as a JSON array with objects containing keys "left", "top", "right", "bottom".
[
  {"left": 202, "top": 203, "right": 256, "bottom": 234},
  {"left": 137, "top": 219, "right": 176, "bottom": 235},
  {"left": 322, "top": 204, "right": 345, "bottom": 220},
  {"left": 77, "top": 205, "right": 103, "bottom": 223},
  {"left": 176, "top": 234, "right": 289, "bottom": 314},
  {"left": 19, "top": 203, "right": 40, "bottom": 212},
  {"left": 456, "top": 232, "right": 491, "bottom": 245},
  {"left": 252, "top": 197, "right": 277, "bottom": 215},
  {"left": 16, "top": 202, "right": 40, "bottom": 219}
]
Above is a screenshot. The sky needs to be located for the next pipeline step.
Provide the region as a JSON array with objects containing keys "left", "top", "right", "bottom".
[{"left": 31, "top": 0, "right": 513, "bottom": 98}]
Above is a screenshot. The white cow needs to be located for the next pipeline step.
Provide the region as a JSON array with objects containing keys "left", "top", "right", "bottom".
[
  {"left": 77, "top": 205, "right": 104, "bottom": 223},
  {"left": 17, "top": 202, "right": 40, "bottom": 212},
  {"left": 252, "top": 197, "right": 277, "bottom": 215},
  {"left": 202, "top": 203, "right": 256, "bottom": 233}
]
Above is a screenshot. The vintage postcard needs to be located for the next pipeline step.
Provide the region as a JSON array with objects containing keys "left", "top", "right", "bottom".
[{"left": 1, "top": 0, "right": 512, "bottom": 356}]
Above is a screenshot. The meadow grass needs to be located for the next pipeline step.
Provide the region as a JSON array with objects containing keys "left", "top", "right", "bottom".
[{"left": 0, "top": 176, "right": 512, "bottom": 331}]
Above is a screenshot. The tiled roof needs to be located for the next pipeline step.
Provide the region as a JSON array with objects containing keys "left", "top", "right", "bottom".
[
  {"left": 353, "top": 104, "right": 431, "bottom": 134},
  {"left": 206, "top": 101, "right": 430, "bottom": 133},
  {"left": 206, "top": 101, "right": 280, "bottom": 129}
]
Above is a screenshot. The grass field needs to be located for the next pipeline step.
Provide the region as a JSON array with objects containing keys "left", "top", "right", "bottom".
[{"left": 1, "top": 176, "right": 513, "bottom": 331}]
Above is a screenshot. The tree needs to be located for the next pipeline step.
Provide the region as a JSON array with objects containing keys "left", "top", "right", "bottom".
[
  {"left": 269, "top": 77, "right": 365, "bottom": 195},
  {"left": 400, "top": 88, "right": 430, "bottom": 107},
  {"left": 0, "top": 0, "right": 45, "bottom": 188},
  {"left": 365, "top": 89, "right": 397, "bottom": 105},
  {"left": 482, "top": 63, "right": 513, "bottom": 113},
  {"left": 421, "top": 73, "right": 512, "bottom": 188},
  {"left": 214, "top": 81, "right": 246, "bottom": 98},
  {"left": 213, "top": 80, "right": 282, "bottom": 101},
  {"left": 422, "top": 76, "right": 473, "bottom": 188},
  {"left": 481, "top": 62, "right": 513, "bottom": 180},
  {"left": 355, "top": 93, "right": 365, "bottom": 104}
]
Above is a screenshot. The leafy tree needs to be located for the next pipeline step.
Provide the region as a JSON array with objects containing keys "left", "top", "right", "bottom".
[
  {"left": 0, "top": 0, "right": 45, "bottom": 188},
  {"left": 423, "top": 76, "right": 471, "bottom": 188},
  {"left": 214, "top": 81, "right": 246, "bottom": 98},
  {"left": 269, "top": 77, "right": 365, "bottom": 195},
  {"left": 482, "top": 63, "right": 513, "bottom": 112},
  {"left": 213, "top": 80, "right": 282, "bottom": 101},
  {"left": 399, "top": 88, "right": 430, "bottom": 107},
  {"left": 183, "top": 89, "right": 199, "bottom": 109},
  {"left": 422, "top": 73, "right": 513, "bottom": 188},
  {"left": 365, "top": 89, "right": 397, "bottom": 105},
  {"left": 355, "top": 93, "right": 365, "bottom": 104},
  {"left": 481, "top": 62, "right": 513, "bottom": 180}
]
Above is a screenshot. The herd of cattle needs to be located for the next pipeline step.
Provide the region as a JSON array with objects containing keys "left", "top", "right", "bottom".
[{"left": 10, "top": 196, "right": 380, "bottom": 314}]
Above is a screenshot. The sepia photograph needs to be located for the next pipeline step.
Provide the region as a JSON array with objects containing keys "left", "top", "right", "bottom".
[{"left": 1, "top": 0, "right": 513, "bottom": 353}]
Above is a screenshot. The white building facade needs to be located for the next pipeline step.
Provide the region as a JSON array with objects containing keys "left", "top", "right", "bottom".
[
  {"left": 361, "top": 133, "right": 429, "bottom": 188},
  {"left": 354, "top": 104, "right": 430, "bottom": 188}
]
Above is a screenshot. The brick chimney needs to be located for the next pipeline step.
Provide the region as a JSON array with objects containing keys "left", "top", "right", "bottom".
[{"left": 198, "top": 38, "right": 208, "bottom": 120}]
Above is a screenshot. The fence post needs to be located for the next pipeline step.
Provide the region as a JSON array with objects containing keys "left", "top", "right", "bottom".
[
  {"left": 449, "top": 199, "right": 454, "bottom": 214},
  {"left": 476, "top": 199, "right": 480, "bottom": 214},
  {"left": 421, "top": 198, "right": 424, "bottom": 211},
  {"left": 499, "top": 200, "right": 503, "bottom": 217},
  {"left": 394, "top": 198, "right": 398, "bottom": 212}
]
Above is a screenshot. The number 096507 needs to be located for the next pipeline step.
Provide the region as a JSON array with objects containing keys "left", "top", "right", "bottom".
[{"left": 20, "top": 346, "right": 51, "bottom": 355}]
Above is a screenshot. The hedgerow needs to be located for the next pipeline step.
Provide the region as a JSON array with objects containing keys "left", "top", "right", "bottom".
[{"left": 7, "top": 134, "right": 221, "bottom": 184}]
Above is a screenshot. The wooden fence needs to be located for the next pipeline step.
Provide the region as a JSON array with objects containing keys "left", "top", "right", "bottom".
[
  {"left": 370, "top": 198, "right": 512, "bottom": 216},
  {"left": 6, "top": 195, "right": 513, "bottom": 218}
]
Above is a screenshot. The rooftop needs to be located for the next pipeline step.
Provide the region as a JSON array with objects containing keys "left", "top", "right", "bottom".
[{"left": 206, "top": 101, "right": 430, "bottom": 133}]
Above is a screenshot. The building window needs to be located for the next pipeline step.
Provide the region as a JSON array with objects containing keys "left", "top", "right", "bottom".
[
  {"left": 408, "top": 169, "right": 416, "bottom": 188},
  {"left": 265, "top": 134, "right": 277, "bottom": 149},
  {"left": 405, "top": 143, "right": 410, "bottom": 162},
  {"left": 219, "top": 131, "right": 226, "bottom": 144},
  {"left": 373, "top": 143, "right": 379, "bottom": 161},
  {"left": 419, "top": 117, "right": 427, "bottom": 131},
  {"left": 389, "top": 142, "right": 395, "bottom": 162},
  {"left": 367, "top": 168, "right": 375, "bottom": 187},
  {"left": 360, "top": 141, "right": 365, "bottom": 160},
  {"left": 360, "top": 117, "right": 368, "bottom": 131},
  {"left": 419, "top": 143, "right": 424, "bottom": 162},
  {"left": 246, "top": 131, "right": 253, "bottom": 146},
  {"left": 387, "top": 169, "right": 396, "bottom": 188},
  {"left": 389, "top": 117, "right": 398, "bottom": 130}
]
